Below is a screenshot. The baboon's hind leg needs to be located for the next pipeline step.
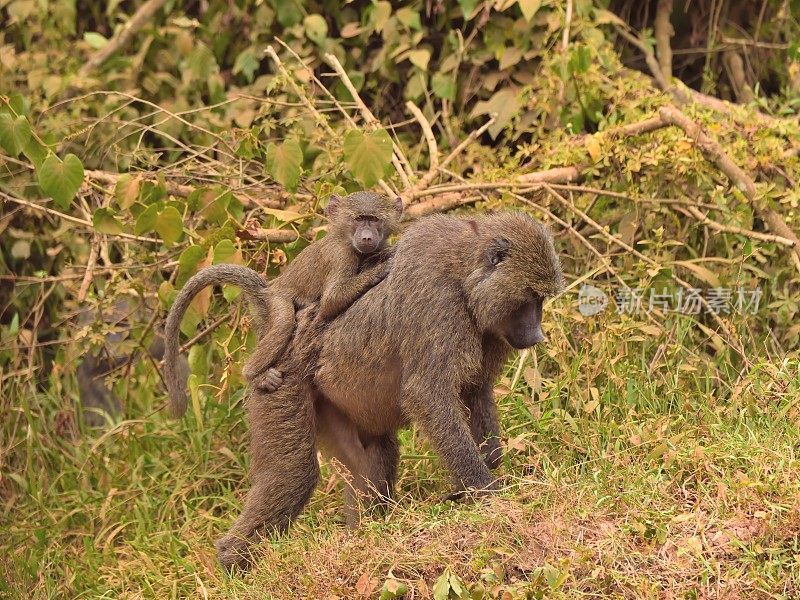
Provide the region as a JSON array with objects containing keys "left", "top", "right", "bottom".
[
  {"left": 315, "top": 401, "right": 399, "bottom": 527},
  {"left": 216, "top": 381, "right": 319, "bottom": 571}
]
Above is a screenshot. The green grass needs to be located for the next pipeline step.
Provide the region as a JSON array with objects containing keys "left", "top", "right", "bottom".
[{"left": 2, "top": 309, "right": 799, "bottom": 599}]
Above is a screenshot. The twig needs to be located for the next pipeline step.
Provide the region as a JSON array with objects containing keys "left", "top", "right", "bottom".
[
  {"left": 179, "top": 314, "right": 230, "bottom": 354},
  {"left": 405, "top": 101, "right": 439, "bottom": 173},
  {"left": 654, "top": 0, "right": 674, "bottom": 80},
  {"left": 679, "top": 206, "right": 795, "bottom": 246},
  {"left": 518, "top": 165, "right": 585, "bottom": 184},
  {"left": 658, "top": 105, "right": 800, "bottom": 270},
  {"left": 236, "top": 228, "right": 302, "bottom": 244},
  {"left": 405, "top": 116, "right": 495, "bottom": 200},
  {"left": 324, "top": 53, "right": 414, "bottom": 190},
  {"left": 77, "top": 235, "right": 100, "bottom": 301},
  {"left": 78, "top": 0, "right": 170, "bottom": 78},
  {"left": 405, "top": 193, "right": 479, "bottom": 218},
  {"left": 0, "top": 190, "right": 161, "bottom": 243},
  {"left": 265, "top": 46, "right": 335, "bottom": 136},
  {"left": 542, "top": 184, "right": 747, "bottom": 359}
]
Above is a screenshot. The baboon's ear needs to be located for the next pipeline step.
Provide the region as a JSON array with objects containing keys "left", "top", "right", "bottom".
[
  {"left": 466, "top": 220, "right": 479, "bottom": 234},
  {"left": 326, "top": 195, "right": 342, "bottom": 217},
  {"left": 394, "top": 197, "right": 404, "bottom": 215},
  {"left": 486, "top": 237, "right": 512, "bottom": 267}
]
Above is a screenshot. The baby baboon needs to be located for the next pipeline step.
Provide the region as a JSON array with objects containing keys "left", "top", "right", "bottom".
[
  {"left": 214, "top": 211, "right": 564, "bottom": 570},
  {"left": 164, "top": 191, "right": 403, "bottom": 417}
]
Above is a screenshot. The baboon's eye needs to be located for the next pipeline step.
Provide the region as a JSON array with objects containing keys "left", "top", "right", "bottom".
[{"left": 487, "top": 238, "right": 512, "bottom": 267}]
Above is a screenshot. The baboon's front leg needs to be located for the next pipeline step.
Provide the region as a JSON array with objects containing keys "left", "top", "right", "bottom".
[{"left": 463, "top": 380, "right": 502, "bottom": 470}]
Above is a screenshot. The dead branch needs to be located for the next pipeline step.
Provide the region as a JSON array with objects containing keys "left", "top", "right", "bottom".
[
  {"left": 405, "top": 193, "right": 478, "bottom": 218},
  {"left": 324, "top": 53, "right": 413, "bottom": 190},
  {"left": 405, "top": 101, "right": 439, "bottom": 173},
  {"left": 679, "top": 206, "right": 796, "bottom": 247},
  {"left": 654, "top": 0, "right": 674, "bottom": 80},
  {"left": 236, "top": 228, "right": 302, "bottom": 244},
  {"left": 77, "top": 235, "right": 100, "bottom": 302},
  {"left": 658, "top": 105, "right": 800, "bottom": 269},
  {"left": 78, "top": 0, "right": 170, "bottom": 78}
]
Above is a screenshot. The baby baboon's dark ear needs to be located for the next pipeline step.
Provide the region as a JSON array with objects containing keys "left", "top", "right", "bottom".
[
  {"left": 326, "top": 194, "right": 342, "bottom": 217},
  {"left": 394, "top": 197, "right": 404, "bottom": 215},
  {"left": 486, "top": 237, "right": 512, "bottom": 267}
]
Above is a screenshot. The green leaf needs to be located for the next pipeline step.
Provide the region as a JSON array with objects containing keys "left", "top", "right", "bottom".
[
  {"left": 458, "top": 0, "right": 479, "bottom": 20},
  {"left": 176, "top": 245, "right": 206, "bottom": 288},
  {"left": 114, "top": 174, "right": 141, "bottom": 210},
  {"left": 432, "top": 570, "right": 452, "bottom": 600},
  {"left": 233, "top": 48, "right": 260, "bottom": 83},
  {"left": 0, "top": 113, "right": 32, "bottom": 157},
  {"left": 431, "top": 72, "right": 456, "bottom": 101},
  {"left": 379, "top": 578, "right": 408, "bottom": 600},
  {"left": 265, "top": 140, "right": 303, "bottom": 191},
  {"left": 303, "top": 14, "right": 328, "bottom": 46},
  {"left": 396, "top": 7, "right": 421, "bottom": 30},
  {"left": 154, "top": 206, "right": 184, "bottom": 246},
  {"left": 407, "top": 48, "right": 431, "bottom": 71},
  {"left": 343, "top": 129, "right": 393, "bottom": 187},
  {"left": 212, "top": 239, "right": 236, "bottom": 264},
  {"left": 22, "top": 136, "right": 47, "bottom": 168},
  {"left": 37, "top": 153, "right": 84, "bottom": 210},
  {"left": 83, "top": 32, "right": 108, "bottom": 49},
  {"left": 196, "top": 188, "right": 231, "bottom": 225},
  {"left": 92, "top": 208, "right": 124, "bottom": 234},
  {"left": 134, "top": 203, "right": 160, "bottom": 235},
  {"left": 517, "top": 0, "right": 541, "bottom": 21}
]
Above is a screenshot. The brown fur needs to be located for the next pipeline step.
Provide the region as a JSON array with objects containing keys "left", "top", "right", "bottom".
[
  {"left": 213, "top": 211, "right": 564, "bottom": 570},
  {"left": 163, "top": 192, "right": 402, "bottom": 417}
]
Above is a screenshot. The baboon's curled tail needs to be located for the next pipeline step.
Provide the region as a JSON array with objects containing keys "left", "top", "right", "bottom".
[{"left": 165, "top": 264, "right": 269, "bottom": 418}]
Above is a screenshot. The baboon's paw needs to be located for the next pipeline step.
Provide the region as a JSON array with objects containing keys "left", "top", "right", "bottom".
[
  {"left": 252, "top": 368, "right": 283, "bottom": 392},
  {"left": 215, "top": 534, "right": 253, "bottom": 572}
]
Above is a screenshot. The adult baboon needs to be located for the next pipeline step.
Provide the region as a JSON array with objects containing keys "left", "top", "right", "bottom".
[{"left": 212, "top": 211, "right": 564, "bottom": 570}]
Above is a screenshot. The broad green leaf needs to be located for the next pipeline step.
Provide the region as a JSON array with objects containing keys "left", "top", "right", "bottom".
[
  {"left": 458, "top": 0, "right": 479, "bottom": 20},
  {"left": 369, "top": 1, "right": 392, "bottom": 32},
  {"left": 233, "top": 48, "right": 259, "bottom": 83},
  {"left": 212, "top": 239, "right": 237, "bottom": 264},
  {"left": 92, "top": 208, "right": 124, "bottom": 234},
  {"left": 22, "top": 135, "right": 47, "bottom": 168},
  {"left": 265, "top": 140, "right": 303, "bottom": 191},
  {"left": 303, "top": 14, "right": 328, "bottom": 46},
  {"left": 154, "top": 206, "right": 184, "bottom": 246},
  {"left": 407, "top": 48, "right": 431, "bottom": 71},
  {"left": 518, "top": 0, "right": 541, "bottom": 21},
  {"left": 0, "top": 113, "right": 32, "bottom": 157},
  {"left": 176, "top": 245, "right": 206, "bottom": 287},
  {"left": 432, "top": 570, "right": 452, "bottom": 600},
  {"left": 431, "top": 72, "right": 456, "bottom": 101},
  {"left": 343, "top": 129, "right": 393, "bottom": 187},
  {"left": 83, "top": 32, "right": 108, "bottom": 49},
  {"left": 469, "top": 88, "right": 521, "bottom": 139},
  {"left": 195, "top": 188, "right": 231, "bottom": 224},
  {"left": 134, "top": 203, "right": 160, "bottom": 235},
  {"left": 396, "top": 7, "right": 421, "bottom": 30},
  {"left": 38, "top": 153, "right": 84, "bottom": 210},
  {"left": 114, "top": 174, "right": 141, "bottom": 210}
]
